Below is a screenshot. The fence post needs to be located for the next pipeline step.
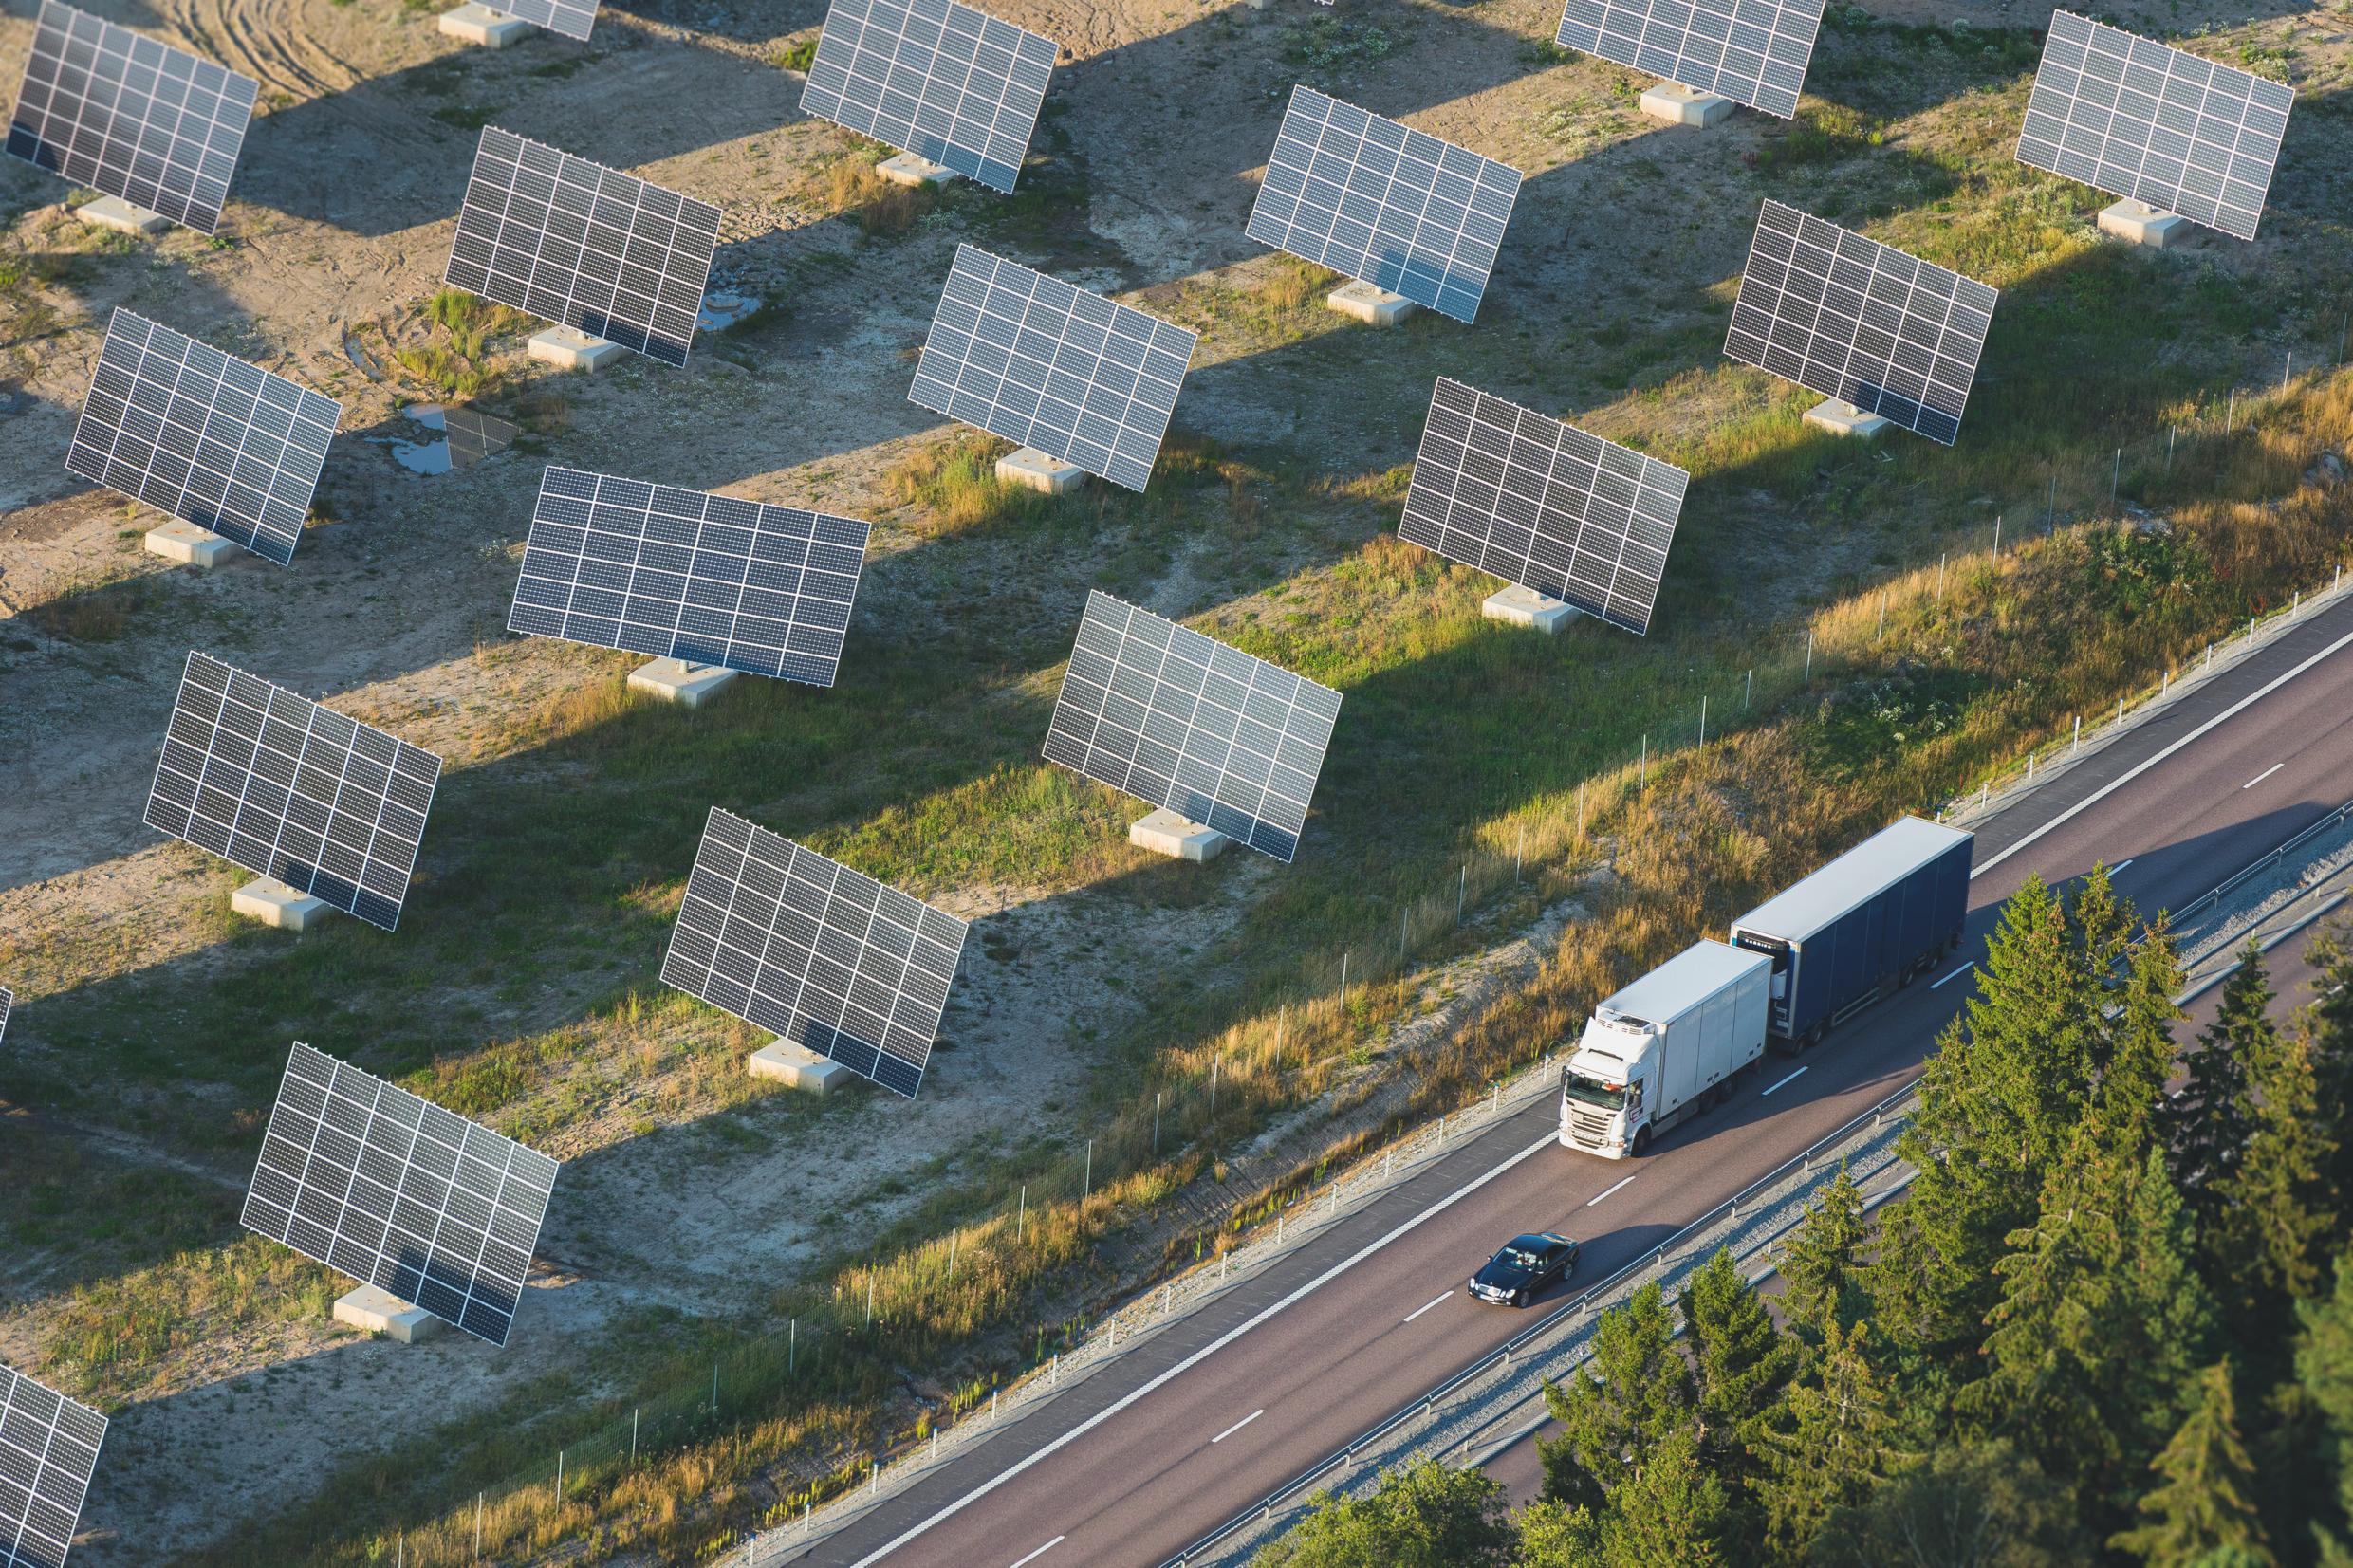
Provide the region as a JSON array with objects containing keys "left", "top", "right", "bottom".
[
  {"left": 2072, "top": 715, "right": 2081, "bottom": 753},
  {"left": 1278, "top": 1005, "right": 1287, "bottom": 1069},
  {"left": 2228, "top": 387, "right": 2237, "bottom": 432},
  {"left": 1699, "top": 693, "right": 1709, "bottom": 747},
  {"left": 1640, "top": 733, "right": 1648, "bottom": 788},
  {"left": 1211, "top": 1057, "right": 1220, "bottom": 1119},
  {"left": 2167, "top": 426, "right": 2176, "bottom": 473},
  {"left": 1877, "top": 592, "right": 1886, "bottom": 639},
  {"left": 1992, "top": 515, "right": 2001, "bottom": 557},
  {"left": 556, "top": 1449, "right": 565, "bottom": 1503},
  {"left": 632, "top": 1406, "right": 640, "bottom": 1461},
  {"left": 1576, "top": 783, "right": 1585, "bottom": 843},
  {"left": 475, "top": 1492, "right": 484, "bottom": 1561},
  {"left": 1083, "top": 1140, "right": 1092, "bottom": 1205},
  {"left": 1019, "top": 1185, "right": 1027, "bottom": 1243},
  {"left": 1457, "top": 864, "right": 1467, "bottom": 923},
  {"left": 865, "top": 1270, "right": 875, "bottom": 1325},
  {"left": 1804, "top": 630, "right": 1814, "bottom": 682},
  {"left": 1154, "top": 1091, "right": 1162, "bottom": 1154},
  {"left": 1936, "top": 554, "right": 1945, "bottom": 600},
  {"left": 1744, "top": 667, "right": 1752, "bottom": 709},
  {"left": 2111, "top": 447, "right": 2121, "bottom": 506},
  {"left": 1338, "top": 952, "right": 1348, "bottom": 1002}
]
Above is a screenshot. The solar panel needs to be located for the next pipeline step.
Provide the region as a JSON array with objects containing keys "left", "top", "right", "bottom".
[
  {"left": 0, "top": 987, "right": 11, "bottom": 1049},
  {"left": 65, "top": 309, "right": 342, "bottom": 567},
  {"left": 510, "top": 467, "right": 870, "bottom": 687},
  {"left": 1400, "top": 378, "right": 1688, "bottom": 636},
  {"left": 801, "top": 0, "right": 1057, "bottom": 194},
  {"left": 1723, "top": 200, "right": 1998, "bottom": 446},
  {"left": 1043, "top": 592, "right": 1343, "bottom": 863},
  {"left": 495, "top": 0, "right": 600, "bottom": 42},
  {"left": 0, "top": 1361, "right": 107, "bottom": 1568},
  {"left": 444, "top": 126, "right": 722, "bottom": 369},
  {"left": 661, "top": 808, "right": 970, "bottom": 1098},
  {"left": 144, "top": 653, "right": 443, "bottom": 932},
  {"left": 243, "top": 1042, "right": 560, "bottom": 1347},
  {"left": 1245, "top": 85, "right": 1522, "bottom": 324},
  {"left": 1554, "top": 0, "right": 1827, "bottom": 119},
  {"left": 5, "top": 0, "right": 257, "bottom": 234},
  {"left": 2017, "top": 12, "right": 2293, "bottom": 243},
  {"left": 909, "top": 245, "right": 1197, "bottom": 491}
]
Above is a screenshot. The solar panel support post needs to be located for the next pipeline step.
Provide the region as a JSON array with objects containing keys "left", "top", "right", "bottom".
[
  {"left": 1327, "top": 280, "right": 1417, "bottom": 328},
  {"left": 1802, "top": 399, "right": 1891, "bottom": 442},
  {"left": 74, "top": 194, "right": 170, "bottom": 236},
  {"left": 1481, "top": 584, "right": 1578, "bottom": 635},
  {"left": 1131, "top": 807, "right": 1228, "bottom": 862},
  {"left": 997, "top": 447, "right": 1086, "bottom": 495},
  {"left": 527, "top": 325, "right": 628, "bottom": 372},
  {"left": 141, "top": 517, "right": 240, "bottom": 568},
  {"left": 628, "top": 658, "right": 740, "bottom": 710},
  {"left": 1639, "top": 82, "right": 1735, "bottom": 129},
  {"left": 877, "top": 152, "right": 954, "bottom": 189},
  {"left": 2096, "top": 198, "right": 2188, "bottom": 249},
  {"left": 438, "top": 1, "right": 532, "bottom": 46}
]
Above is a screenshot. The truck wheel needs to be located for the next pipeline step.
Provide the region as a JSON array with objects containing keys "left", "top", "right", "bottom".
[{"left": 1632, "top": 1126, "right": 1652, "bottom": 1156}]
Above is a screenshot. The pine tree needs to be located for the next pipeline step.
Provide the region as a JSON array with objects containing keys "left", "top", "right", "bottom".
[
  {"left": 2171, "top": 943, "right": 2270, "bottom": 1249},
  {"left": 1251, "top": 1459, "right": 1512, "bottom": 1568},
  {"left": 2092, "top": 914, "right": 2184, "bottom": 1163},
  {"left": 1514, "top": 1500, "right": 1603, "bottom": 1568},
  {"left": 1681, "top": 1245, "right": 1795, "bottom": 1497},
  {"left": 2311, "top": 932, "right": 2353, "bottom": 1214},
  {"left": 1594, "top": 1429, "right": 1733, "bottom": 1567},
  {"left": 2295, "top": 1253, "right": 2353, "bottom": 1561},
  {"left": 2109, "top": 1360, "right": 2275, "bottom": 1566},
  {"left": 2212, "top": 1024, "right": 2336, "bottom": 1354},
  {"left": 1810, "top": 1438, "right": 2091, "bottom": 1567},
  {"left": 1776, "top": 1162, "right": 1866, "bottom": 1342},
  {"left": 1754, "top": 1319, "right": 1902, "bottom": 1560},
  {"left": 1539, "top": 1282, "right": 1693, "bottom": 1510}
]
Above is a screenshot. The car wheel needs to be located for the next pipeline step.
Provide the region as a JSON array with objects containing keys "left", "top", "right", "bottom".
[{"left": 1513, "top": 1290, "right": 1528, "bottom": 1308}]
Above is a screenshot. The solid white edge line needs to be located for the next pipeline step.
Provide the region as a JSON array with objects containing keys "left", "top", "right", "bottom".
[
  {"left": 1759, "top": 1065, "right": 1808, "bottom": 1096},
  {"left": 2108, "top": 858, "right": 2134, "bottom": 876},
  {"left": 1585, "top": 1173, "right": 1637, "bottom": 1207},
  {"left": 1403, "top": 1291, "right": 1452, "bottom": 1323},
  {"left": 1211, "top": 1410, "right": 1265, "bottom": 1445},
  {"left": 1006, "top": 1536, "right": 1065, "bottom": 1568},
  {"left": 2243, "top": 762, "right": 2286, "bottom": 790},
  {"left": 1929, "top": 962, "right": 1975, "bottom": 990}
]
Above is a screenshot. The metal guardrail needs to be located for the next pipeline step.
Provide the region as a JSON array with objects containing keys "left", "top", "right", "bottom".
[{"left": 2168, "top": 794, "right": 2353, "bottom": 931}]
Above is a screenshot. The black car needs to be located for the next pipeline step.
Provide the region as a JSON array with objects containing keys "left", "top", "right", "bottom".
[{"left": 1469, "top": 1232, "right": 1581, "bottom": 1307}]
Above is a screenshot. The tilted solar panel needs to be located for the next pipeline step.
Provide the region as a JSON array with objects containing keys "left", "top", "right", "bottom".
[
  {"left": 244, "top": 1042, "right": 561, "bottom": 1347},
  {"left": 801, "top": 0, "right": 1057, "bottom": 193},
  {"left": 1723, "top": 200, "right": 1998, "bottom": 446},
  {"left": 444, "top": 126, "right": 722, "bottom": 368},
  {"left": 510, "top": 467, "right": 870, "bottom": 687},
  {"left": 0, "top": 1361, "right": 107, "bottom": 1568},
  {"left": 144, "top": 653, "right": 443, "bottom": 932},
  {"left": 662, "top": 808, "right": 970, "bottom": 1098},
  {"left": 5, "top": 0, "right": 257, "bottom": 234},
  {"left": 497, "top": 0, "right": 601, "bottom": 42},
  {"left": 0, "top": 986, "right": 10, "bottom": 1049},
  {"left": 909, "top": 245, "right": 1197, "bottom": 491},
  {"left": 66, "top": 309, "right": 342, "bottom": 567},
  {"left": 1246, "top": 86, "right": 1522, "bottom": 323},
  {"left": 1044, "top": 593, "right": 1343, "bottom": 863},
  {"left": 2017, "top": 12, "right": 2293, "bottom": 242},
  {"left": 1401, "top": 378, "right": 1689, "bottom": 636},
  {"left": 1554, "top": 0, "right": 1828, "bottom": 118}
]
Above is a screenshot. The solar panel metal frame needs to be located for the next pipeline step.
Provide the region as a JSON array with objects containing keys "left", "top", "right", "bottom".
[
  {"left": 2016, "top": 11, "right": 2292, "bottom": 243},
  {"left": 65, "top": 308, "right": 342, "bottom": 566},
  {"left": 1400, "top": 378, "right": 1688, "bottom": 636},
  {"left": 493, "top": 0, "right": 600, "bottom": 42},
  {"left": 0, "top": 987, "right": 11, "bottom": 1049},
  {"left": 909, "top": 245, "right": 1197, "bottom": 491},
  {"left": 800, "top": 0, "right": 1057, "bottom": 194},
  {"left": 143, "top": 653, "right": 443, "bottom": 932},
  {"left": 1554, "top": 0, "right": 1828, "bottom": 119},
  {"left": 1245, "top": 85, "right": 1522, "bottom": 324},
  {"left": 661, "top": 808, "right": 970, "bottom": 1098},
  {"left": 1043, "top": 592, "right": 1343, "bottom": 863},
  {"left": 243, "top": 1042, "right": 560, "bottom": 1347},
  {"left": 444, "top": 126, "right": 722, "bottom": 369},
  {"left": 510, "top": 466, "right": 871, "bottom": 687},
  {"left": 0, "top": 1361, "right": 107, "bottom": 1568},
  {"left": 6, "top": 0, "right": 257, "bottom": 234},
  {"left": 1722, "top": 199, "right": 1998, "bottom": 446}
]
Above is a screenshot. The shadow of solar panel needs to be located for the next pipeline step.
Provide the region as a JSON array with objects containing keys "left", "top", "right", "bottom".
[
  {"left": 144, "top": 653, "right": 443, "bottom": 932},
  {"left": 802, "top": 0, "right": 1057, "bottom": 193},
  {"left": 2017, "top": 12, "right": 2291, "bottom": 242},
  {"left": 1722, "top": 200, "right": 1997, "bottom": 447},
  {"left": 1400, "top": 378, "right": 1688, "bottom": 636},
  {"left": 243, "top": 1042, "right": 560, "bottom": 1347},
  {"left": 510, "top": 467, "right": 871, "bottom": 686},
  {"left": 1042, "top": 593, "right": 1343, "bottom": 863},
  {"left": 444, "top": 127, "right": 722, "bottom": 368},
  {"left": 661, "top": 809, "right": 969, "bottom": 1098},
  {"left": 65, "top": 309, "right": 342, "bottom": 566},
  {"left": 0, "top": 1361, "right": 108, "bottom": 1568},
  {"left": 6, "top": 0, "right": 257, "bottom": 234},
  {"left": 1245, "top": 86, "right": 1521, "bottom": 323},
  {"left": 498, "top": 0, "right": 600, "bottom": 40},
  {"left": 1555, "top": 0, "right": 1827, "bottom": 118},
  {"left": 909, "top": 246, "right": 1196, "bottom": 491}
]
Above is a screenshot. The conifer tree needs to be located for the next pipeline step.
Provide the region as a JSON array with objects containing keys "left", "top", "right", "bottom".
[
  {"left": 2307, "top": 931, "right": 2353, "bottom": 1227},
  {"left": 1681, "top": 1245, "right": 1795, "bottom": 1497},
  {"left": 1754, "top": 1319, "right": 1902, "bottom": 1560},
  {"left": 1593, "top": 1429, "right": 1733, "bottom": 1567},
  {"left": 1539, "top": 1282, "right": 1693, "bottom": 1510},
  {"left": 2109, "top": 1360, "right": 2275, "bottom": 1566},
  {"left": 2212, "top": 1024, "right": 2336, "bottom": 1353},
  {"left": 2171, "top": 943, "right": 2270, "bottom": 1247},
  {"left": 1776, "top": 1162, "right": 1866, "bottom": 1342},
  {"left": 1810, "top": 1438, "right": 2091, "bottom": 1567},
  {"left": 1251, "top": 1460, "right": 1512, "bottom": 1568},
  {"left": 2092, "top": 914, "right": 2184, "bottom": 1162},
  {"left": 2294, "top": 1252, "right": 2353, "bottom": 1561}
]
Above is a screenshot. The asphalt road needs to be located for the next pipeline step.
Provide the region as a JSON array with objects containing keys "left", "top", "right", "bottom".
[{"left": 793, "top": 599, "right": 2353, "bottom": 1568}]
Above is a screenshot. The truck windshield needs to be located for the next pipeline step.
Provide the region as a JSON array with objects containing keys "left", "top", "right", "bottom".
[{"left": 1562, "top": 1077, "right": 1625, "bottom": 1110}]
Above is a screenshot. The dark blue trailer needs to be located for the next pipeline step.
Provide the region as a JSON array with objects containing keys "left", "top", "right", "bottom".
[{"left": 1729, "top": 816, "right": 1973, "bottom": 1051}]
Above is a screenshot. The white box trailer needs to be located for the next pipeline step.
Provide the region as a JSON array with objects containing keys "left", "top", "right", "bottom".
[{"left": 1559, "top": 939, "right": 1770, "bottom": 1159}]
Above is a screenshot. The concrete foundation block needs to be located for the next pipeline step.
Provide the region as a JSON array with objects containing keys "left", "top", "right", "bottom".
[
  {"left": 1803, "top": 398, "right": 1891, "bottom": 441},
  {"left": 1326, "top": 279, "right": 1416, "bottom": 327},
  {"left": 1640, "top": 82, "right": 1736, "bottom": 128},
  {"left": 997, "top": 447, "right": 1084, "bottom": 494},
  {"left": 627, "top": 658, "right": 738, "bottom": 709},
  {"left": 528, "top": 325, "right": 626, "bottom": 372},
  {"left": 145, "top": 518, "right": 237, "bottom": 567},
  {"left": 1130, "top": 807, "right": 1228, "bottom": 862},
  {"left": 1482, "top": 584, "right": 1579, "bottom": 634},
  {"left": 335, "top": 1284, "right": 443, "bottom": 1343},
  {"left": 878, "top": 152, "right": 954, "bottom": 187},
  {"left": 232, "top": 877, "right": 332, "bottom": 932},
  {"left": 75, "top": 194, "right": 170, "bottom": 236},
  {"left": 438, "top": 2, "right": 531, "bottom": 46},
  {"left": 749, "top": 1039, "right": 859, "bottom": 1095},
  {"left": 2098, "top": 198, "right": 2189, "bottom": 249}
]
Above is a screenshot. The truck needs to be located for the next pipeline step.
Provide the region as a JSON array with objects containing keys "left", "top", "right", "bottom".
[
  {"left": 1728, "top": 815, "right": 1973, "bottom": 1052},
  {"left": 1559, "top": 940, "right": 1770, "bottom": 1159}
]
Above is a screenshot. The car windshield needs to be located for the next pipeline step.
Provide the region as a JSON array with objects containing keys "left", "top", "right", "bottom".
[
  {"left": 1499, "top": 1246, "right": 1544, "bottom": 1269},
  {"left": 1563, "top": 1076, "right": 1625, "bottom": 1110}
]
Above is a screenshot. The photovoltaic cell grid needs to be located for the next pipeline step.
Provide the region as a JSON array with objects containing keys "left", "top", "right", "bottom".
[
  {"left": 244, "top": 1042, "right": 560, "bottom": 1347},
  {"left": 1245, "top": 86, "right": 1521, "bottom": 324},
  {"left": 662, "top": 808, "right": 970, "bottom": 1098},
  {"left": 1044, "top": 592, "right": 1343, "bottom": 863},
  {"left": 1401, "top": 378, "right": 1688, "bottom": 636},
  {"left": 510, "top": 467, "right": 870, "bottom": 686},
  {"left": 445, "top": 126, "right": 722, "bottom": 368},
  {"left": 910, "top": 246, "right": 1196, "bottom": 491},
  {"left": 497, "top": 0, "right": 600, "bottom": 42},
  {"left": 6, "top": 0, "right": 257, "bottom": 234},
  {"left": 144, "top": 653, "right": 443, "bottom": 932},
  {"left": 0, "top": 1362, "right": 106, "bottom": 1568},
  {"left": 801, "top": 0, "right": 1057, "bottom": 194},
  {"left": 2018, "top": 12, "right": 2293, "bottom": 242},
  {"left": 1723, "top": 200, "right": 1997, "bottom": 446},
  {"left": 0, "top": 987, "right": 10, "bottom": 1049},
  {"left": 66, "top": 309, "right": 341, "bottom": 566},
  {"left": 1554, "top": 0, "right": 1827, "bottom": 118}
]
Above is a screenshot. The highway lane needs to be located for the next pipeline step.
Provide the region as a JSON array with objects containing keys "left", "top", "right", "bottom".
[{"left": 795, "top": 598, "right": 2353, "bottom": 1568}]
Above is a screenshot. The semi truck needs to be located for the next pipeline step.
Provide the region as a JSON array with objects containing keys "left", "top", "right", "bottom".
[{"left": 1559, "top": 940, "right": 1770, "bottom": 1158}]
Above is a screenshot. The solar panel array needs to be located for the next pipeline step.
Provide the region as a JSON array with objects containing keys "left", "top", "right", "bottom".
[
  {"left": 496, "top": 0, "right": 601, "bottom": 42},
  {"left": 145, "top": 653, "right": 444, "bottom": 932},
  {"left": 510, "top": 467, "right": 870, "bottom": 687},
  {"left": 1554, "top": 0, "right": 1828, "bottom": 119},
  {"left": 244, "top": 1042, "right": 560, "bottom": 1347},
  {"left": 910, "top": 246, "right": 1197, "bottom": 491},
  {"left": 66, "top": 309, "right": 342, "bottom": 566},
  {"left": 0, "top": 1362, "right": 107, "bottom": 1568},
  {"left": 662, "top": 809, "right": 970, "bottom": 1098},
  {"left": 6, "top": 0, "right": 257, "bottom": 234},
  {"left": 445, "top": 127, "right": 722, "bottom": 368},
  {"left": 800, "top": 0, "right": 1058, "bottom": 194},
  {"left": 1246, "top": 86, "right": 1522, "bottom": 323},
  {"left": 1723, "top": 200, "right": 1997, "bottom": 446},
  {"left": 1401, "top": 378, "right": 1688, "bottom": 636},
  {"left": 0, "top": 987, "right": 11, "bottom": 1049},
  {"left": 2017, "top": 12, "right": 2293, "bottom": 243},
  {"left": 1044, "top": 593, "right": 1343, "bottom": 863}
]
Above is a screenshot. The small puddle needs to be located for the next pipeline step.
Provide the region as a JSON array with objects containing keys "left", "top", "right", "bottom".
[
  {"left": 373, "top": 403, "right": 516, "bottom": 475},
  {"left": 698, "top": 291, "right": 761, "bottom": 332},
  {"left": 343, "top": 333, "right": 385, "bottom": 381}
]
